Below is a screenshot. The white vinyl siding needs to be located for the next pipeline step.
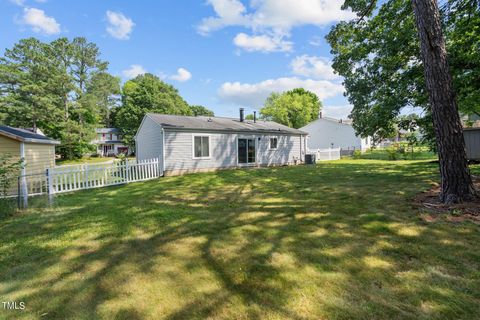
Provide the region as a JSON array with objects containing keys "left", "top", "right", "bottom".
[
  {"left": 135, "top": 116, "right": 163, "bottom": 169},
  {"left": 301, "top": 118, "right": 370, "bottom": 151},
  {"left": 163, "top": 131, "right": 303, "bottom": 172}
]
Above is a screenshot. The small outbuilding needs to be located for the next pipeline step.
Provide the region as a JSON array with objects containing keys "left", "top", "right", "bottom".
[
  {"left": 464, "top": 127, "right": 480, "bottom": 160},
  {"left": 0, "top": 125, "right": 60, "bottom": 175},
  {"left": 135, "top": 110, "right": 307, "bottom": 176},
  {"left": 300, "top": 113, "right": 371, "bottom": 152}
]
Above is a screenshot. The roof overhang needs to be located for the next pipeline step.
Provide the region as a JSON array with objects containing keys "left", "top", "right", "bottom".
[
  {"left": 0, "top": 130, "right": 61, "bottom": 145},
  {"left": 162, "top": 127, "right": 307, "bottom": 135}
]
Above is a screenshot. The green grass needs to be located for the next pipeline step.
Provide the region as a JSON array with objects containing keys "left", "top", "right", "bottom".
[
  {"left": 56, "top": 157, "right": 117, "bottom": 166},
  {"left": 1, "top": 159, "right": 479, "bottom": 319},
  {"left": 353, "top": 147, "right": 436, "bottom": 161}
]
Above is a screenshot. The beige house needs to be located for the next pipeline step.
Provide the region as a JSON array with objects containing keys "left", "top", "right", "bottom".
[{"left": 0, "top": 126, "right": 60, "bottom": 176}]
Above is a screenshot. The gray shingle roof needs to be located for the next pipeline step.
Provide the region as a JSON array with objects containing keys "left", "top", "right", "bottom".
[
  {"left": 0, "top": 126, "right": 60, "bottom": 144},
  {"left": 146, "top": 113, "right": 307, "bottom": 135}
]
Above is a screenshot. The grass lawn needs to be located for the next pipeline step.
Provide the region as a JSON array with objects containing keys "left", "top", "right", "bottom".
[
  {"left": 56, "top": 157, "right": 119, "bottom": 166},
  {"left": 1, "top": 158, "right": 479, "bottom": 319}
]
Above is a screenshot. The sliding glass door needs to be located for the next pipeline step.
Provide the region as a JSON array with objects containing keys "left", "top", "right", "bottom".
[{"left": 238, "top": 138, "right": 256, "bottom": 164}]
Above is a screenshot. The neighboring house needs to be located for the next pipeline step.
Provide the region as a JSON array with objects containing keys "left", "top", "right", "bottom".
[
  {"left": 463, "top": 127, "right": 480, "bottom": 160},
  {"left": 92, "top": 128, "right": 131, "bottom": 156},
  {"left": 0, "top": 125, "right": 60, "bottom": 176},
  {"left": 135, "top": 110, "right": 307, "bottom": 176},
  {"left": 300, "top": 113, "right": 372, "bottom": 152}
]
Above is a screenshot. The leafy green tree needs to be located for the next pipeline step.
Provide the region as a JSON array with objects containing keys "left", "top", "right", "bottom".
[
  {"left": 260, "top": 88, "right": 322, "bottom": 128},
  {"left": 327, "top": 0, "right": 479, "bottom": 142},
  {"left": 189, "top": 105, "right": 214, "bottom": 117},
  {"left": 328, "top": 0, "right": 477, "bottom": 202},
  {"left": 115, "top": 73, "right": 192, "bottom": 145},
  {"left": 0, "top": 37, "right": 118, "bottom": 159}
]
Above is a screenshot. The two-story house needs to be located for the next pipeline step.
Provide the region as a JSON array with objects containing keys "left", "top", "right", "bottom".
[{"left": 92, "top": 128, "right": 131, "bottom": 156}]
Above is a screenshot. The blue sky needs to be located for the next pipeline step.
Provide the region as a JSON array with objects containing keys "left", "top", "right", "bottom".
[{"left": 1, "top": 0, "right": 356, "bottom": 118}]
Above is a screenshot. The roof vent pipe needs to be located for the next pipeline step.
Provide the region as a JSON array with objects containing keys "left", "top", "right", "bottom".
[
  {"left": 240, "top": 108, "right": 245, "bottom": 122},
  {"left": 253, "top": 111, "right": 257, "bottom": 123},
  {"left": 319, "top": 111, "right": 323, "bottom": 119}
]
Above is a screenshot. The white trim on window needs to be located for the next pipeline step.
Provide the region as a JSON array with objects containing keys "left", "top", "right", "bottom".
[
  {"left": 269, "top": 136, "right": 278, "bottom": 150},
  {"left": 192, "top": 134, "right": 211, "bottom": 159}
]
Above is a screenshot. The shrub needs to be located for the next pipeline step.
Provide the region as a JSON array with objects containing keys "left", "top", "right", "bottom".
[
  {"left": 352, "top": 150, "right": 362, "bottom": 159},
  {"left": 0, "top": 154, "right": 24, "bottom": 197},
  {"left": 386, "top": 146, "right": 399, "bottom": 161}
]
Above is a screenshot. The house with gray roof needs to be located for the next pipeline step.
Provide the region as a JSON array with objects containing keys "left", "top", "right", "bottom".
[
  {"left": 92, "top": 128, "right": 131, "bottom": 156},
  {"left": 300, "top": 113, "right": 372, "bottom": 153},
  {"left": 135, "top": 109, "right": 307, "bottom": 175}
]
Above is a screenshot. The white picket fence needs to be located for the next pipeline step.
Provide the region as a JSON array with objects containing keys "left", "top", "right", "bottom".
[
  {"left": 309, "top": 148, "right": 341, "bottom": 161},
  {"left": 47, "top": 158, "right": 161, "bottom": 194}
]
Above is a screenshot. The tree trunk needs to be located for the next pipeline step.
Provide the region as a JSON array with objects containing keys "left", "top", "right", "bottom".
[{"left": 411, "top": 0, "right": 476, "bottom": 203}]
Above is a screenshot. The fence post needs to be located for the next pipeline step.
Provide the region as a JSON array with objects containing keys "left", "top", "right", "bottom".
[
  {"left": 19, "top": 174, "right": 27, "bottom": 209},
  {"left": 47, "top": 168, "right": 54, "bottom": 206},
  {"left": 125, "top": 159, "right": 129, "bottom": 183},
  {"left": 85, "top": 165, "right": 89, "bottom": 188}
]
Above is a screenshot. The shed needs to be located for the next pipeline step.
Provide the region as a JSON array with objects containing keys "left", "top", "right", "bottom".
[
  {"left": 463, "top": 127, "right": 480, "bottom": 160},
  {"left": 135, "top": 110, "right": 307, "bottom": 176},
  {"left": 0, "top": 125, "right": 60, "bottom": 175}
]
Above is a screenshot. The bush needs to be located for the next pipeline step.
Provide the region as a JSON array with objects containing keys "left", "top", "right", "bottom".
[
  {"left": 386, "top": 146, "right": 399, "bottom": 160},
  {"left": 352, "top": 150, "right": 362, "bottom": 159},
  {"left": 0, "top": 154, "right": 23, "bottom": 197}
]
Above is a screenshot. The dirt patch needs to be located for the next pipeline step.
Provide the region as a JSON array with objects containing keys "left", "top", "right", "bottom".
[{"left": 414, "top": 176, "right": 480, "bottom": 224}]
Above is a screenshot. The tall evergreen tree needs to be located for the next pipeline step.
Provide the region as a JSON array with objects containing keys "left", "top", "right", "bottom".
[{"left": 0, "top": 37, "right": 119, "bottom": 159}]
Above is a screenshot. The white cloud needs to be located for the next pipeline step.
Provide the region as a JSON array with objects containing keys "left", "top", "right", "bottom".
[
  {"left": 198, "top": 0, "right": 355, "bottom": 52},
  {"left": 291, "top": 55, "right": 339, "bottom": 80},
  {"left": 106, "top": 11, "right": 134, "bottom": 40},
  {"left": 309, "top": 36, "right": 322, "bottom": 47},
  {"left": 10, "top": 0, "right": 25, "bottom": 6},
  {"left": 20, "top": 7, "right": 60, "bottom": 35},
  {"left": 122, "top": 64, "right": 146, "bottom": 79},
  {"left": 197, "top": 0, "right": 249, "bottom": 35},
  {"left": 233, "top": 32, "right": 292, "bottom": 53},
  {"left": 170, "top": 68, "right": 192, "bottom": 82},
  {"left": 323, "top": 105, "right": 353, "bottom": 119},
  {"left": 199, "top": 0, "right": 354, "bottom": 34},
  {"left": 218, "top": 77, "right": 344, "bottom": 107}
]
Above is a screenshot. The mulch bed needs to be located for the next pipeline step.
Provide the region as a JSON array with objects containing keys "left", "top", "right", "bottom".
[{"left": 414, "top": 176, "right": 480, "bottom": 224}]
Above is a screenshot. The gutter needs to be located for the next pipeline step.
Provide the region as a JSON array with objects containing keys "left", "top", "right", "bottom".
[
  {"left": 161, "top": 127, "right": 308, "bottom": 136},
  {"left": 0, "top": 130, "right": 60, "bottom": 145}
]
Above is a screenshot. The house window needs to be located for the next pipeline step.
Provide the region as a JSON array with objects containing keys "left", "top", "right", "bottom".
[
  {"left": 193, "top": 136, "right": 210, "bottom": 158},
  {"left": 270, "top": 137, "right": 278, "bottom": 149},
  {"left": 109, "top": 133, "right": 113, "bottom": 140}
]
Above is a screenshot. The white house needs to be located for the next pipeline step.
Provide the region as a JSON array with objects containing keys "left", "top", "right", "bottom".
[
  {"left": 135, "top": 110, "right": 307, "bottom": 176},
  {"left": 92, "top": 128, "right": 131, "bottom": 156},
  {"left": 300, "top": 113, "right": 371, "bottom": 152}
]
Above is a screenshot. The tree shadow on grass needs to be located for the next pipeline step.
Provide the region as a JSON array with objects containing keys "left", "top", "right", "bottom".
[{"left": 0, "top": 161, "right": 479, "bottom": 319}]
